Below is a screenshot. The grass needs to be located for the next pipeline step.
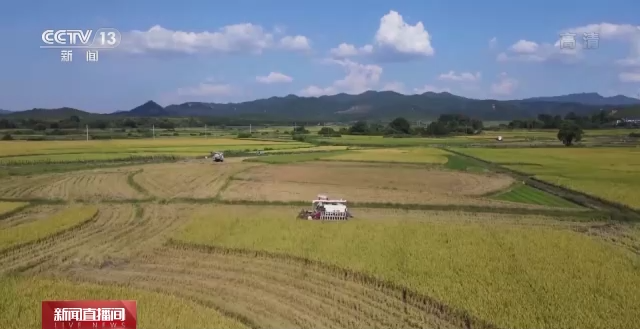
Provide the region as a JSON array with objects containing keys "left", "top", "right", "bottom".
[
  {"left": 175, "top": 204, "right": 640, "bottom": 329},
  {"left": 0, "top": 205, "right": 97, "bottom": 251},
  {"left": 0, "top": 276, "right": 248, "bottom": 329},
  {"left": 452, "top": 147, "right": 640, "bottom": 209},
  {"left": 0, "top": 201, "right": 30, "bottom": 217},
  {"left": 321, "top": 147, "right": 450, "bottom": 164},
  {"left": 491, "top": 183, "right": 581, "bottom": 208}
]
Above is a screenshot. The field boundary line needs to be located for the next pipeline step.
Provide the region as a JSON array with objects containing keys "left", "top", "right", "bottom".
[
  {"left": 0, "top": 209, "right": 100, "bottom": 259},
  {"left": 167, "top": 240, "right": 503, "bottom": 329},
  {"left": 0, "top": 202, "right": 33, "bottom": 221},
  {"left": 443, "top": 148, "right": 640, "bottom": 221}
]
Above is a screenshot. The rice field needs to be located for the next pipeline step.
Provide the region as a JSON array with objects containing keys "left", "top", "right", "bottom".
[
  {"left": 0, "top": 276, "right": 247, "bottom": 329},
  {"left": 222, "top": 161, "right": 540, "bottom": 208},
  {"left": 0, "top": 138, "right": 311, "bottom": 158},
  {"left": 0, "top": 201, "right": 29, "bottom": 217},
  {"left": 321, "top": 147, "right": 450, "bottom": 164},
  {"left": 452, "top": 147, "right": 640, "bottom": 209},
  {"left": 176, "top": 205, "right": 640, "bottom": 329},
  {"left": 0, "top": 205, "right": 97, "bottom": 252},
  {"left": 1, "top": 139, "right": 639, "bottom": 329}
]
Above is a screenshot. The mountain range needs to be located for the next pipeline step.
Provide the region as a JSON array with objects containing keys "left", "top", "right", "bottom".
[{"left": 2, "top": 92, "right": 640, "bottom": 121}]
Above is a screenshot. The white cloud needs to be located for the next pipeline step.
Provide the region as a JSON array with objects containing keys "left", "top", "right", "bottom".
[
  {"left": 279, "top": 35, "right": 311, "bottom": 51},
  {"left": 413, "top": 85, "right": 450, "bottom": 94},
  {"left": 490, "top": 72, "right": 518, "bottom": 95},
  {"left": 176, "top": 83, "right": 235, "bottom": 97},
  {"left": 327, "top": 10, "right": 434, "bottom": 61},
  {"left": 382, "top": 81, "right": 405, "bottom": 93},
  {"left": 374, "top": 10, "right": 434, "bottom": 57},
  {"left": 489, "top": 37, "right": 497, "bottom": 49},
  {"left": 119, "top": 24, "right": 311, "bottom": 54},
  {"left": 619, "top": 72, "right": 640, "bottom": 82},
  {"left": 497, "top": 38, "right": 580, "bottom": 63},
  {"left": 509, "top": 40, "right": 539, "bottom": 54},
  {"left": 438, "top": 71, "right": 481, "bottom": 82},
  {"left": 330, "top": 43, "right": 373, "bottom": 57},
  {"left": 255, "top": 72, "right": 293, "bottom": 84},
  {"left": 300, "top": 59, "right": 382, "bottom": 96}
]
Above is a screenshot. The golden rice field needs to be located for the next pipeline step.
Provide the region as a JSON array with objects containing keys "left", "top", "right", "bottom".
[
  {"left": 452, "top": 147, "right": 640, "bottom": 209},
  {"left": 1, "top": 141, "right": 639, "bottom": 329},
  {"left": 0, "top": 138, "right": 311, "bottom": 158},
  {"left": 0, "top": 276, "right": 247, "bottom": 329},
  {"left": 0, "top": 201, "right": 29, "bottom": 217},
  {"left": 0, "top": 205, "right": 97, "bottom": 252},
  {"left": 177, "top": 205, "right": 640, "bottom": 329}
]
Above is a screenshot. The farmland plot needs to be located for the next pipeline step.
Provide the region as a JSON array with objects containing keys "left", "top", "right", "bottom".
[
  {"left": 176, "top": 204, "right": 640, "bottom": 329},
  {"left": 221, "top": 162, "right": 546, "bottom": 208},
  {"left": 132, "top": 162, "right": 259, "bottom": 199},
  {"left": 0, "top": 167, "right": 144, "bottom": 201}
]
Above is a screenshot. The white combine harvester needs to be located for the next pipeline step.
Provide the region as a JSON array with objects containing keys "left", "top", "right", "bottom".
[
  {"left": 211, "top": 151, "right": 224, "bottom": 162},
  {"left": 297, "top": 194, "right": 353, "bottom": 221}
]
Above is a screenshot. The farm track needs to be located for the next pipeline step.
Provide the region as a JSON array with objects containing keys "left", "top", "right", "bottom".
[{"left": 64, "top": 246, "right": 485, "bottom": 329}]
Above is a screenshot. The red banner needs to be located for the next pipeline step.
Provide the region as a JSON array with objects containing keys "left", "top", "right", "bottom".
[{"left": 42, "top": 300, "right": 137, "bottom": 329}]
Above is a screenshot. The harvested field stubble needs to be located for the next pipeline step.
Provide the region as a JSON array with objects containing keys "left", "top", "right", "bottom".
[
  {"left": 131, "top": 162, "right": 259, "bottom": 199},
  {"left": 0, "top": 276, "right": 248, "bottom": 329},
  {"left": 322, "top": 147, "right": 450, "bottom": 163},
  {"left": 0, "top": 167, "right": 144, "bottom": 201},
  {"left": 0, "top": 205, "right": 97, "bottom": 252},
  {"left": 175, "top": 205, "right": 640, "bottom": 329},
  {"left": 223, "top": 162, "right": 562, "bottom": 208},
  {"left": 0, "top": 204, "right": 65, "bottom": 229}
]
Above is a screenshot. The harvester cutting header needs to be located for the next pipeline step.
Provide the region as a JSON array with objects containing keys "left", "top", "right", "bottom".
[{"left": 297, "top": 195, "right": 353, "bottom": 221}]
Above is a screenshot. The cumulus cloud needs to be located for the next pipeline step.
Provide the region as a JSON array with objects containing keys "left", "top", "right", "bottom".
[
  {"left": 497, "top": 38, "right": 580, "bottom": 63},
  {"left": 119, "top": 24, "right": 311, "bottom": 54},
  {"left": 438, "top": 71, "right": 481, "bottom": 82},
  {"left": 328, "top": 10, "right": 434, "bottom": 61},
  {"left": 490, "top": 72, "right": 518, "bottom": 95},
  {"left": 279, "top": 35, "right": 311, "bottom": 51},
  {"left": 330, "top": 43, "right": 373, "bottom": 57},
  {"left": 300, "top": 59, "right": 382, "bottom": 96},
  {"left": 255, "top": 72, "right": 293, "bottom": 84},
  {"left": 413, "top": 85, "right": 450, "bottom": 94}
]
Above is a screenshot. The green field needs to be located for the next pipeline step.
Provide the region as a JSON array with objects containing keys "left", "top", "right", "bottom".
[
  {"left": 491, "top": 183, "right": 581, "bottom": 208},
  {"left": 453, "top": 147, "right": 640, "bottom": 209}
]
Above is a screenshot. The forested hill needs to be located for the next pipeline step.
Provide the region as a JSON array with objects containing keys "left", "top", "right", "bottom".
[{"left": 2, "top": 91, "right": 640, "bottom": 121}]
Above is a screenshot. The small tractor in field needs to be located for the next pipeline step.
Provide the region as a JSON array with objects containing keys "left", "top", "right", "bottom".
[
  {"left": 297, "top": 194, "right": 353, "bottom": 221},
  {"left": 211, "top": 151, "right": 224, "bottom": 162}
]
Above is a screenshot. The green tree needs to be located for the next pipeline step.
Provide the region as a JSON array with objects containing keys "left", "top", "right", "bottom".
[
  {"left": 388, "top": 117, "right": 411, "bottom": 134},
  {"left": 348, "top": 121, "right": 369, "bottom": 134},
  {"left": 557, "top": 122, "right": 583, "bottom": 146}
]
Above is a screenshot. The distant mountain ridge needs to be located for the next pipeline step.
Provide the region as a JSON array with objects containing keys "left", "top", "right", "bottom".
[
  {"left": 0, "top": 109, "right": 11, "bottom": 114},
  {"left": 522, "top": 92, "right": 640, "bottom": 106},
  {"left": 2, "top": 92, "right": 639, "bottom": 121}
]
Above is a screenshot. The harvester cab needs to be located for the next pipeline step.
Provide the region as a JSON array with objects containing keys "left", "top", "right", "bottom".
[
  {"left": 211, "top": 151, "right": 224, "bottom": 162},
  {"left": 297, "top": 194, "right": 353, "bottom": 221}
]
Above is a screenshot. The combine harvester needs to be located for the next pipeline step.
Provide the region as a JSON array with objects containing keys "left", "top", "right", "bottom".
[
  {"left": 297, "top": 194, "right": 353, "bottom": 221},
  {"left": 210, "top": 151, "right": 224, "bottom": 162}
]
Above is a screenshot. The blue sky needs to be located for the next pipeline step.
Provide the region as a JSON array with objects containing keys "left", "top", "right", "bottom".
[{"left": 1, "top": 0, "right": 640, "bottom": 113}]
